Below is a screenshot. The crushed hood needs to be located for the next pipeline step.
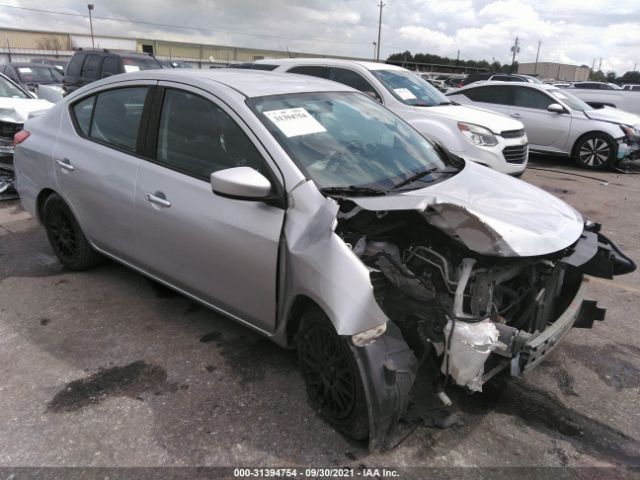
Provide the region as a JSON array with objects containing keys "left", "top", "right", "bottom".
[
  {"left": 422, "top": 104, "right": 523, "bottom": 134},
  {"left": 584, "top": 106, "right": 640, "bottom": 128},
  {"left": 349, "top": 162, "right": 584, "bottom": 257},
  {"left": 0, "top": 97, "right": 54, "bottom": 124}
]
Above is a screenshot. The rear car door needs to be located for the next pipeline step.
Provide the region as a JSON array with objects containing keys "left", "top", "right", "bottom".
[
  {"left": 508, "top": 86, "right": 572, "bottom": 150},
  {"left": 54, "top": 81, "right": 155, "bottom": 261},
  {"left": 457, "top": 85, "right": 512, "bottom": 116},
  {"left": 133, "top": 83, "right": 285, "bottom": 332}
]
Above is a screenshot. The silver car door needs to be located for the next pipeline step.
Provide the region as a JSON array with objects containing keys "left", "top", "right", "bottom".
[
  {"left": 54, "top": 81, "right": 155, "bottom": 261},
  {"left": 508, "top": 86, "right": 572, "bottom": 150},
  {"left": 133, "top": 84, "right": 285, "bottom": 332}
]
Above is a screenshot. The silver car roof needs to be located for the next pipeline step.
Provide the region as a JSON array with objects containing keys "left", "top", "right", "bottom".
[
  {"left": 110, "top": 68, "right": 355, "bottom": 98},
  {"left": 454, "top": 80, "right": 558, "bottom": 92},
  {"left": 254, "top": 57, "right": 408, "bottom": 72}
]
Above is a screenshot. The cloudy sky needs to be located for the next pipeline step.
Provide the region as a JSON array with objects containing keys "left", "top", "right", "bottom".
[{"left": 1, "top": 0, "right": 639, "bottom": 74}]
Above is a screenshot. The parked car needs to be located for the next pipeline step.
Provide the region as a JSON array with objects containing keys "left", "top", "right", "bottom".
[
  {"left": 63, "top": 49, "right": 162, "bottom": 95},
  {"left": 170, "top": 60, "right": 193, "bottom": 68},
  {"left": 418, "top": 75, "right": 448, "bottom": 93},
  {"left": 1, "top": 62, "right": 64, "bottom": 102},
  {"left": 157, "top": 58, "right": 174, "bottom": 69},
  {"left": 0, "top": 72, "right": 53, "bottom": 192},
  {"left": 30, "top": 57, "right": 69, "bottom": 73},
  {"left": 14, "top": 69, "right": 635, "bottom": 449},
  {"left": 569, "top": 81, "right": 622, "bottom": 90},
  {"left": 248, "top": 58, "right": 529, "bottom": 176},
  {"left": 447, "top": 81, "right": 640, "bottom": 169},
  {"left": 460, "top": 73, "right": 540, "bottom": 87},
  {"left": 550, "top": 84, "right": 640, "bottom": 117},
  {"left": 622, "top": 84, "right": 640, "bottom": 91}
]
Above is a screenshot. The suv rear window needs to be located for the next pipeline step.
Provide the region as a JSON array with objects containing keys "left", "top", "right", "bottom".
[
  {"left": 67, "top": 53, "right": 85, "bottom": 76},
  {"left": 121, "top": 56, "right": 161, "bottom": 72},
  {"left": 287, "top": 66, "right": 330, "bottom": 78},
  {"left": 82, "top": 55, "right": 102, "bottom": 80}
]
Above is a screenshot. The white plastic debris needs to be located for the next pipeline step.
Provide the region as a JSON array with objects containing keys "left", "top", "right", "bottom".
[{"left": 441, "top": 318, "right": 500, "bottom": 392}]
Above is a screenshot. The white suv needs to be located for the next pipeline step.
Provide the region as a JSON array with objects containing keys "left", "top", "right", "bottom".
[{"left": 251, "top": 58, "right": 528, "bottom": 176}]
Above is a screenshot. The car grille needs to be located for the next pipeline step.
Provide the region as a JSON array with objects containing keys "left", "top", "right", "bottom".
[
  {"left": 501, "top": 129, "right": 525, "bottom": 139},
  {"left": 503, "top": 145, "right": 528, "bottom": 164},
  {"left": 0, "top": 121, "right": 23, "bottom": 140}
]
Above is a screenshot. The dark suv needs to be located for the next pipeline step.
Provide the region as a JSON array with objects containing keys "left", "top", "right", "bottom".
[{"left": 63, "top": 50, "right": 161, "bottom": 95}]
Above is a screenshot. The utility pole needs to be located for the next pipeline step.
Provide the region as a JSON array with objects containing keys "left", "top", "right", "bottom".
[
  {"left": 87, "top": 4, "right": 95, "bottom": 48},
  {"left": 6, "top": 39, "right": 11, "bottom": 62},
  {"left": 376, "top": 2, "right": 385, "bottom": 61},
  {"left": 455, "top": 49, "right": 460, "bottom": 69},
  {"left": 510, "top": 36, "right": 520, "bottom": 73},
  {"left": 534, "top": 40, "right": 541, "bottom": 74},
  {"left": 372, "top": 42, "right": 377, "bottom": 60},
  {"left": 598, "top": 57, "right": 602, "bottom": 71}
]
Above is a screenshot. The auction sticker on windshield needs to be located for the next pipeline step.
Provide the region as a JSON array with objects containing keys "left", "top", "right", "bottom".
[
  {"left": 394, "top": 88, "right": 417, "bottom": 100},
  {"left": 264, "top": 108, "right": 327, "bottom": 137}
]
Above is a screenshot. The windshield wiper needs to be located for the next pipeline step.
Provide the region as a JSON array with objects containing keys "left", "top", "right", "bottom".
[
  {"left": 320, "top": 185, "right": 388, "bottom": 196},
  {"left": 390, "top": 167, "right": 443, "bottom": 190}
]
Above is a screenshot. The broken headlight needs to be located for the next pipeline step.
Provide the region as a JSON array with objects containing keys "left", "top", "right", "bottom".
[
  {"left": 620, "top": 125, "right": 640, "bottom": 140},
  {"left": 457, "top": 122, "right": 498, "bottom": 147},
  {"left": 352, "top": 323, "right": 387, "bottom": 347}
]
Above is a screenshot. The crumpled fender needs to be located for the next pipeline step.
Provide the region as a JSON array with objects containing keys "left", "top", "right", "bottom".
[{"left": 279, "top": 180, "right": 389, "bottom": 337}]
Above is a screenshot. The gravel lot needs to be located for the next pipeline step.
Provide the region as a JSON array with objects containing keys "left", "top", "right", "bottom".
[{"left": 0, "top": 156, "right": 639, "bottom": 477}]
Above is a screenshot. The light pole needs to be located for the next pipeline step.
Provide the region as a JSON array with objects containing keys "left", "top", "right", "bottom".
[
  {"left": 376, "top": 2, "right": 385, "bottom": 61},
  {"left": 372, "top": 42, "right": 377, "bottom": 60},
  {"left": 87, "top": 4, "right": 95, "bottom": 48}
]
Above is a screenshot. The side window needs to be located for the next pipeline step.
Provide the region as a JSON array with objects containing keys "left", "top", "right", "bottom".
[
  {"left": 102, "top": 56, "right": 120, "bottom": 76},
  {"left": 4, "top": 67, "right": 16, "bottom": 80},
  {"left": 155, "top": 89, "right": 267, "bottom": 180},
  {"left": 66, "top": 54, "right": 85, "bottom": 76},
  {"left": 89, "top": 87, "right": 148, "bottom": 151},
  {"left": 330, "top": 68, "right": 381, "bottom": 101},
  {"left": 82, "top": 55, "right": 102, "bottom": 79},
  {"left": 71, "top": 96, "right": 95, "bottom": 135},
  {"left": 463, "top": 86, "right": 510, "bottom": 105},
  {"left": 287, "top": 66, "right": 330, "bottom": 79},
  {"left": 512, "top": 87, "right": 553, "bottom": 110}
]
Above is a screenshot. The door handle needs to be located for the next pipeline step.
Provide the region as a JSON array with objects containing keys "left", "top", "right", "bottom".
[
  {"left": 56, "top": 158, "right": 74, "bottom": 171},
  {"left": 145, "top": 192, "right": 171, "bottom": 208},
  {"left": 510, "top": 113, "right": 521, "bottom": 118}
]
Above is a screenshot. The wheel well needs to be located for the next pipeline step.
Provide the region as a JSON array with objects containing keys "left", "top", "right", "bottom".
[
  {"left": 35, "top": 188, "right": 56, "bottom": 222},
  {"left": 285, "top": 295, "right": 321, "bottom": 346},
  {"left": 571, "top": 131, "right": 616, "bottom": 157}
]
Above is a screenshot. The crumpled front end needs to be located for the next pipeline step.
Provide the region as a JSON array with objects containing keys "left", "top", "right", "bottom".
[{"left": 331, "top": 199, "right": 634, "bottom": 448}]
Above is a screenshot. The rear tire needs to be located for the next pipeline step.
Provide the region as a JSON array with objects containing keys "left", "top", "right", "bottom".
[
  {"left": 297, "top": 307, "right": 369, "bottom": 440},
  {"left": 573, "top": 133, "right": 615, "bottom": 170},
  {"left": 42, "top": 193, "right": 103, "bottom": 270}
]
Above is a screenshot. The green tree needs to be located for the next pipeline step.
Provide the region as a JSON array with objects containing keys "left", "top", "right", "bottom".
[
  {"left": 590, "top": 70, "right": 605, "bottom": 81},
  {"left": 621, "top": 71, "right": 640, "bottom": 84}
]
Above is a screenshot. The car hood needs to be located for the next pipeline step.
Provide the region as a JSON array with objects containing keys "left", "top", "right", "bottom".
[
  {"left": 584, "top": 106, "right": 640, "bottom": 128},
  {"left": 418, "top": 104, "right": 523, "bottom": 134},
  {"left": 0, "top": 97, "right": 54, "bottom": 123},
  {"left": 349, "top": 161, "right": 584, "bottom": 257}
]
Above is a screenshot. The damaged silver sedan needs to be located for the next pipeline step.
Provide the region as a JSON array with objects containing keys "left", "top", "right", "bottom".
[{"left": 14, "top": 70, "right": 635, "bottom": 450}]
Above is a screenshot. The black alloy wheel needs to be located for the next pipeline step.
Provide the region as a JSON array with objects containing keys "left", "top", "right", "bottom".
[
  {"left": 42, "top": 193, "right": 103, "bottom": 270},
  {"left": 297, "top": 307, "right": 368, "bottom": 440}
]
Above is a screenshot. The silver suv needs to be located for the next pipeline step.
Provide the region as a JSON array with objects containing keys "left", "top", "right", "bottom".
[{"left": 14, "top": 69, "right": 635, "bottom": 449}]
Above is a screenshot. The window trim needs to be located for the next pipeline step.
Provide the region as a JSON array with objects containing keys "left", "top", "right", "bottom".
[
  {"left": 141, "top": 82, "right": 287, "bottom": 208},
  {"left": 68, "top": 83, "right": 155, "bottom": 158}
]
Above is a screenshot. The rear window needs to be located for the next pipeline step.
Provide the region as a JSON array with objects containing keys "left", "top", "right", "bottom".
[
  {"left": 66, "top": 54, "right": 85, "bottom": 76},
  {"left": 462, "top": 86, "right": 511, "bottom": 105},
  {"left": 288, "top": 65, "right": 330, "bottom": 78},
  {"left": 121, "top": 56, "right": 161, "bottom": 72}
]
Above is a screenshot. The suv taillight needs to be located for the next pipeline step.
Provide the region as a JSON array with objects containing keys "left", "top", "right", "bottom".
[{"left": 13, "top": 130, "right": 30, "bottom": 146}]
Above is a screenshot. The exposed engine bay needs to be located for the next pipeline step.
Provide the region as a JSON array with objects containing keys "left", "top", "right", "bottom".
[{"left": 335, "top": 200, "right": 636, "bottom": 392}]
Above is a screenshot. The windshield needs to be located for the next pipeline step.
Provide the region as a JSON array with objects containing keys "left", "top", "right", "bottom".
[
  {"left": 0, "top": 75, "right": 29, "bottom": 98},
  {"left": 249, "top": 91, "right": 452, "bottom": 191},
  {"left": 16, "top": 66, "right": 63, "bottom": 83},
  {"left": 548, "top": 89, "right": 593, "bottom": 112},
  {"left": 370, "top": 69, "right": 451, "bottom": 106},
  {"left": 121, "top": 56, "right": 161, "bottom": 72}
]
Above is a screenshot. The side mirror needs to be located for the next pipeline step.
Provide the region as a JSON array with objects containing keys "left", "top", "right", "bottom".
[
  {"left": 210, "top": 167, "right": 272, "bottom": 200},
  {"left": 547, "top": 103, "right": 565, "bottom": 113},
  {"left": 364, "top": 91, "right": 382, "bottom": 103}
]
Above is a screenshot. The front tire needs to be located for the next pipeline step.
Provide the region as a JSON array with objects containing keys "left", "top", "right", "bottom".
[
  {"left": 297, "top": 307, "right": 369, "bottom": 440},
  {"left": 42, "top": 193, "right": 103, "bottom": 270},
  {"left": 573, "top": 133, "right": 615, "bottom": 170}
]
